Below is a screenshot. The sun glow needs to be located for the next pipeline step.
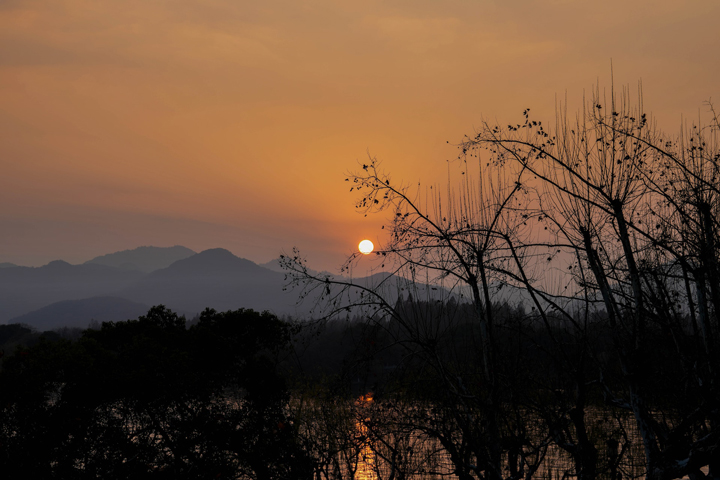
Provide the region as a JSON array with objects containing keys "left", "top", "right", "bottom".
[{"left": 358, "top": 239, "right": 374, "bottom": 255}]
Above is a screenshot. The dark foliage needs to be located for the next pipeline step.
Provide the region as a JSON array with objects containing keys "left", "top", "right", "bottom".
[{"left": 0, "top": 306, "right": 313, "bottom": 480}]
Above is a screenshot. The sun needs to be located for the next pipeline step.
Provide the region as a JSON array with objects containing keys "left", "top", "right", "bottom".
[{"left": 358, "top": 239, "right": 374, "bottom": 255}]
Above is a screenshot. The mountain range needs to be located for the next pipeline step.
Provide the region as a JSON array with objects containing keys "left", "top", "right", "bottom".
[
  {"left": 2, "top": 246, "right": 433, "bottom": 331},
  {"left": 84, "top": 245, "right": 196, "bottom": 273},
  {"left": 1, "top": 245, "right": 535, "bottom": 332},
  {"left": 0, "top": 246, "right": 310, "bottom": 329}
]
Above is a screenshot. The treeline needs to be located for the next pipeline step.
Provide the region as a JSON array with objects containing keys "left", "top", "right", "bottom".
[
  {"left": 0, "top": 294, "right": 713, "bottom": 479},
  {"left": 4, "top": 85, "right": 720, "bottom": 480},
  {"left": 293, "top": 295, "right": 709, "bottom": 480},
  {"left": 0, "top": 306, "right": 313, "bottom": 479},
  {"left": 0, "top": 322, "right": 87, "bottom": 354},
  {"left": 280, "top": 87, "right": 720, "bottom": 480}
]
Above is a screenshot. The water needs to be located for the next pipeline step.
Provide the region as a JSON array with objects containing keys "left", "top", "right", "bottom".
[{"left": 296, "top": 395, "right": 653, "bottom": 480}]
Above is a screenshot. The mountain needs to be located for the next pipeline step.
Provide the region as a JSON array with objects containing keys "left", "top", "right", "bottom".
[
  {"left": 119, "top": 248, "right": 302, "bottom": 317},
  {"left": 160, "top": 248, "right": 264, "bottom": 275},
  {"left": 8, "top": 297, "right": 151, "bottom": 331},
  {"left": 0, "top": 246, "right": 457, "bottom": 329},
  {"left": 0, "top": 262, "right": 18, "bottom": 269},
  {"left": 0, "top": 248, "right": 305, "bottom": 326},
  {"left": 259, "top": 257, "right": 326, "bottom": 277},
  {"left": 117, "top": 249, "right": 458, "bottom": 319},
  {"left": 84, "top": 245, "right": 196, "bottom": 273},
  {"left": 257, "top": 258, "right": 286, "bottom": 273},
  {"left": 0, "top": 262, "right": 144, "bottom": 322}
]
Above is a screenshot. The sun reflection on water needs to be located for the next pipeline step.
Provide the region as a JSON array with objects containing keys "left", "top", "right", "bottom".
[{"left": 355, "top": 393, "right": 377, "bottom": 480}]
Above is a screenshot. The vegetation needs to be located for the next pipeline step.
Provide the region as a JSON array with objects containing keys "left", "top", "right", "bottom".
[
  {"left": 0, "top": 306, "right": 312, "bottom": 479},
  {"left": 2, "top": 83, "right": 719, "bottom": 479},
  {"left": 282, "top": 85, "right": 720, "bottom": 480}
]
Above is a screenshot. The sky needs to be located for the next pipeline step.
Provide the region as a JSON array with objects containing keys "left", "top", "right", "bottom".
[{"left": 1, "top": 0, "right": 719, "bottom": 271}]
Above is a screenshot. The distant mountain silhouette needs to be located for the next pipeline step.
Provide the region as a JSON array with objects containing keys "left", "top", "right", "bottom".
[
  {"left": 0, "top": 262, "right": 18, "bottom": 269},
  {"left": 259, "top": 257, "right": 324, "bottom": 277},
  {"left": 9, "top": 297, "right": 151, "bottom": 331},
  {"left": 85, "top": 245, "right": 196, "bottom": 273},
  {"left": 0, "top": 262, "right": 144, "bottom": 322},
  {"left": 161, "top": 248, "right": 265, "bottom": 275},
  {"left": 120, "top": 251, "right": 449, "bottom": 319},
  {"left": 0, "top": 246, "right": 462, "bottom": 329},
  {"left": 257, "top": 258, "right": 286, "bottom": 273},
  {"left": 120, "top": 248, "right": 299, "bottom": 317}
]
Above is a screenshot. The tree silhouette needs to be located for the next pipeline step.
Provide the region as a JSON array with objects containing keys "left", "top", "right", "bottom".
[
  {"left": 0, "top": 306, "right": 313, "bottom": 479},
  {"left": 283, "top": 82, "right": 720, "bottom": 480}
]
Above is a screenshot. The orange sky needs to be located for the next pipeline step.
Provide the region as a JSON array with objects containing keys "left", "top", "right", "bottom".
[{"left": 1, "top": 0, "right": 719, "bottom": 271}]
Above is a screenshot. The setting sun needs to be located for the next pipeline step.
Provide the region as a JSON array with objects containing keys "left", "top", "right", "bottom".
[{"left": 358, "top": 240, "right": 374, "bottom": 255}]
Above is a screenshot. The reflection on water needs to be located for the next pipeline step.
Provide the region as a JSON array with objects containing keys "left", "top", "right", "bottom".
[
  {"left": 356, "top": 428, "right": 377, "bottom": 480},
  {"left": 355, "top": 393, "right": 377, "bottom": 480},
  {"left": 329, "top": 397, "right": 653, "bottom": 480}
]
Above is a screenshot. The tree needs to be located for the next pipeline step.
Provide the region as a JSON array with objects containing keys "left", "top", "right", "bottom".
[
  {"left": 461, "top": 85, "right": 720, "bottom": 480},
  {"left": 0, "top": 306, "right": 313, "bottom": 479},
  {"left": 283, "top": 82, "right": 720, "bottom": 480},
  {"left": 283, "top": 152, "right": 554, "bottom": 479}
]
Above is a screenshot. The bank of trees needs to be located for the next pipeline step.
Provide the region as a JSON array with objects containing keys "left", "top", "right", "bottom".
[
  {"left": 2, "top": 84, "right": 718, "bottom": 480},
  {"left": 0, "top": 307, "right": 313, "bottom": 479},
  {"left": 282, "top": 86, "right": 720, "bottom": 480}
]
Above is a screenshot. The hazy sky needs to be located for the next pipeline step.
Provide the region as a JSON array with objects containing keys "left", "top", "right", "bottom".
[{"left": 1, "top": 0, "right": 718, "bottom": 271}]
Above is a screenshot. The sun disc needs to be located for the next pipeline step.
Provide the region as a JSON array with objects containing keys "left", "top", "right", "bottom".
[{"left": 359, "top": 239, "right": 374, "bottom": 254}]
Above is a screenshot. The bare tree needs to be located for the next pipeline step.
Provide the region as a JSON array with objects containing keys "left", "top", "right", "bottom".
[
  {"left": 283, "top": 80, "right": 720, "bottom": 480},
  {"left": 461, "top": 84, "right": 720, "bottom": 480},
  {"left": 282, "top": 156, "right": 550, "bottom": 480}
]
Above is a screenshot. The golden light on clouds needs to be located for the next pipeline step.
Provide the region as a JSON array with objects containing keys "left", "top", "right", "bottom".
[{"left": 0, "top": 0, "right": 718, "bottom": 270}]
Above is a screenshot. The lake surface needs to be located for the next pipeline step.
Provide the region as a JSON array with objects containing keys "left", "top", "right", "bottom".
[{"left": 302, "top": 395, "right": 651, "bottom": 480}]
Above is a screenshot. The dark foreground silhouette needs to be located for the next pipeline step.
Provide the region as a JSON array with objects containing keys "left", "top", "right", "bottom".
[{"left": 0, "top": 306, "right": 313, "bottom": 479}]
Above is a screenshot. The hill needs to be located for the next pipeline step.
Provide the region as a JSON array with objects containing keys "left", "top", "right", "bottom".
[
  {"left": 84, "top": 245, "right": 196, "bottom": 273},
  {"left": 8, "top": 297, "right": 151, "bottom": 330},
  {"left": 0, "top": 246, "right": 455, "bottom": 329},
  {"left": 0, "top": 261, "right": 144, "bottom": 322},
  {"left": 119, "top": 248, "right": 300, "bottom": 317}
]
